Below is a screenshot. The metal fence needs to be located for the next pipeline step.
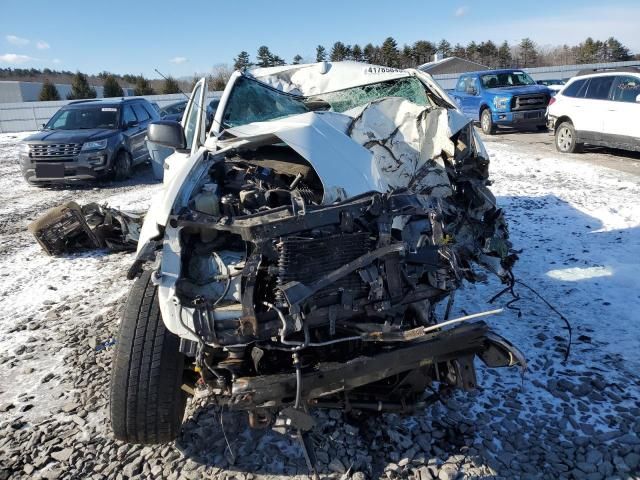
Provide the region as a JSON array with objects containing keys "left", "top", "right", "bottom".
[{"left": 0, "top": 92, "right": 221, "bottom": 133}]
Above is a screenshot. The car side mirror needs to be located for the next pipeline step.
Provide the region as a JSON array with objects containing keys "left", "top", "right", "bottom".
[
  {"left": 147, "top": 120, "right": 187, "bottom": 151},
  {"left": 41, "top": 123, "right": 46, "bottom": 129}
]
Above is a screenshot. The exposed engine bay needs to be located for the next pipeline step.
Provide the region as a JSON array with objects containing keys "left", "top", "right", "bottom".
[{"left": 145, "top": 95, "right": 525, "bottom": 428}]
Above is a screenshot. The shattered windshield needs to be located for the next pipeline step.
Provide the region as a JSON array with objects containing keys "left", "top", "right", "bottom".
[
  {"left": 308, "top": 77, "right": 430, "bottom": 112},
  {"left": 222, "top": 76, "right": 309, "bottom": 128},
  {"left": 221, "top": 75, "right": 433, "bottom": 130}
]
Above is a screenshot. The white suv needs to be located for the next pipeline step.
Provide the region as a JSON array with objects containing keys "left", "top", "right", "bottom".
[{"left": 547, "top": 68, "right": 640, "bottom": 153}]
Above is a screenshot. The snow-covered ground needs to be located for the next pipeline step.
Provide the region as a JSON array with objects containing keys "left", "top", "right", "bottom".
[{"left": 0, "top": 131, "right": 638, "bottom": 479}]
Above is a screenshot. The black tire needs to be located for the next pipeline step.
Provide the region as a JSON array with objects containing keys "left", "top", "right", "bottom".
[
  {"left": 110, "top": 270, "right": 187, "bottom": 444},
  {"left": 112, "top": 150, "right": 133, "bottom": 180},
  {"left": 555, "top": 121, "right": 582, "bottom": 153},
  {"left": 480, "top": 108, "right": 496, "bottom": 135}
]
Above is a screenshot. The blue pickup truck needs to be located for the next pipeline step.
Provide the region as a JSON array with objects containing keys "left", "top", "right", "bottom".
[{"left": 448, "top": 69, "right": 553, "bottom": 134}]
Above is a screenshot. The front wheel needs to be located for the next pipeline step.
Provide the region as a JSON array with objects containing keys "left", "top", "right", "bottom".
[
  {"left": 555, "top": 122, "right": 582, "bottom": 153},
  {"left": 112, "top": 151, "right": 133, "bottom": 180},
  {"left": 480, "top": 109, "right": 496, "bottom": 135},
  {"left": 109, "top": 270, "right": 187, "bottom": 444}
]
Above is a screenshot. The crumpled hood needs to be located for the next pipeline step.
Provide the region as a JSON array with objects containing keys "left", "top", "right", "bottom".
[
  {"left": 219, "top": 102, "right": 472, "bottom": 203},
  {"left": 24, "top": 128, "right": 116, "bottom": 144}
]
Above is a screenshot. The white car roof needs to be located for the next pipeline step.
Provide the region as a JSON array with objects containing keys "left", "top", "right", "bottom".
[
  {"left": 248, "top": 61, "right": 414, "bottom": 96},
  {"left": 568, "top": 71, "right": 640, "bottom": 81}
]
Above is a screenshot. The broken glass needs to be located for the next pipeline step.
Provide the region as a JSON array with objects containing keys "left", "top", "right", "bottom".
[
  {"left": 222, "top": 76, "right": 309, "bottom": 128},
  {"left": 308, "top": 77, "right": 430, "bottom": 113}
]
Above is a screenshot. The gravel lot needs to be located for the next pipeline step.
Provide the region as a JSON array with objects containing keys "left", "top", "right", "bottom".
[{"left": 0, "top": 131, "right": 639, "bottom": 480}]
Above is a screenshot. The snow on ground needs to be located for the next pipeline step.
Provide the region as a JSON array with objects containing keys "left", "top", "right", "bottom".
[
  {"left": 0, "top": 132, "right": 162, "bottom": 422},
  {"left": 0, "top": 132, "right": 639, "bottom": 479}
]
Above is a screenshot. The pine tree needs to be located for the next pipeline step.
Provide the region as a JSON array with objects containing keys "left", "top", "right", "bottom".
[
  {"left": 466, "top": 41, "right": 479, "bottom": 62},
  {"left": 351, "top": 44, "right": 363, "bottom": 62},
  {"left": 103, "top": 74, "right": 124, "bottom": 98},
  {"left": 292, "top": 54, "right": 303, "bottom": 65},
  {"left": 400, "top": 45, "right": 414, "bottom": 68},
  {"left": 452, "top": 43, "right": 466, "bottom": 58},
  {"left": 479, "top": 40, "right": 498, "bottom": 67},
  {"left": 271, "top": 55, "right": 286, "bottom": 66},
  {"left": 133, "top": 76, "right": 154, "bottom": 96},
  {"left": 161, "top": 76, "right": 181, "bottom": 94},
  {"left": 233, "top": 51, "right": 251, "bottom": 71},
  {"left": 518, "top": 38, "right": 538, "bottom": 67},
  {"left": 605, "top": 37, "right": 631, "bottom": 61},
  {"left": 413, "top": 40, "right": 436, "bottom": 65},
  {"left": 316, "top": 45, "right": 327, "bottom": 62},
  {"left": 380, "top": 37, "right": 399, "bottom": 67},
  {"left": 330, "top": 42, "right": 349, "bottom": 61},
  {"left": 67, "top": 72, "right": 97, "bottom": 100},
  {"left": 363, "top": 43, "right": 376, "bottom": 63},
  {"left": 497, "top": 41, "right": 512, "bottom": 68},
  {"left": 256, "top": 46, "right": 273, "bottom": 67},
  {"left": 437, "top": 39, "right": 452, "bottom": 57},
  {"left": 39, "top": 79, "right": 60, "bottom": 101}
]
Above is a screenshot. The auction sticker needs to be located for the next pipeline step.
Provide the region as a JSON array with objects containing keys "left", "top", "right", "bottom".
[{"left": 363, "top": 67, "right": 405, "bottom": 74}]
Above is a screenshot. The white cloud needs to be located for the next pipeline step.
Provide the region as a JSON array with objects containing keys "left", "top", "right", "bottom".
[
  {"left": 52, "top": 58, "right": 61, "bottom": 64},
  {"left": 36, "top": 41, "right": 50, "bottom": 50},
  {"left": 454, "top": 6, "right": 469, "bottom": 17},
  {"left": 169, "top": 56, "right": 188, "bottom": 64},
  {"left": 0, "top": 53, "right": 33, "bottom": 64},
  {"left": 6, "top": 35, "right": 29, "bottom": 46}
]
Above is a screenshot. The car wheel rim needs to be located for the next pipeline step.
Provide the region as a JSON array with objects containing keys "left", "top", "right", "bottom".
[
  {"left": 558, "top": 127, "right": 572, "bottom": 151},
  {"left": 482, "top": 114, "right": 490, "bottom": 131}
]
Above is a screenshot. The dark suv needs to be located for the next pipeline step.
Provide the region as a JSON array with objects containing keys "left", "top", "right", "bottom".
[{"left": 19, "top": 98, "right": 159, "bottom": 184}]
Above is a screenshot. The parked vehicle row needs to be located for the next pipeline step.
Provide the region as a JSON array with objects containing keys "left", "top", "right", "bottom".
[
  {"left": 447, "top": 66, "right": 640, "bottom": 156},
  {"left": 17, "top": 65, "right": 640, "bottom": 187}
]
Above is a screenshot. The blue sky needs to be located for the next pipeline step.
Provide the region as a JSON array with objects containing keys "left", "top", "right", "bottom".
[{"left": 1, "top": 0, "right": 638, "bottom": 78}]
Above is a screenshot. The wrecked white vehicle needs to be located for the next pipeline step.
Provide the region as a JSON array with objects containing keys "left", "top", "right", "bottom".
[{"left": 109, "top": 62, "right": 524, "bottom": 452}]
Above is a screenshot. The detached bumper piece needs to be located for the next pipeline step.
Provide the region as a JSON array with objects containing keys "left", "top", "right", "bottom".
[
  {"left": 29, "top": 201, "right": 145, "bottom": 256},
  {"left": 230, "top": 321, "right": 525, "bottom": 410}
]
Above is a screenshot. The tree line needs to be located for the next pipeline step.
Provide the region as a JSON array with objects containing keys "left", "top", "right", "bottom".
[
  {"left": 35, "top": 72, "right": 185, "bottom": 101},
  {"left": 234, "top": 36, "right": 635, "bottom": 70},
  {"left": 3, "top": 34, "right": 636, "bottom": 101}
]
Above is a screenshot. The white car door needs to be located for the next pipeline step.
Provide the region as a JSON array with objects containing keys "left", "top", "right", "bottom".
[
  {"left": 555, "top": 78, "right": 589, "bottom": 131},
  {"left": 574, "top": 76, "right": 615, "bottom": 137},
  {"left": 603, "top": 75, "right": 640, "bottom": 142},
  {"left": 164, "top": 78, "right": 208, "bottom": 184}
]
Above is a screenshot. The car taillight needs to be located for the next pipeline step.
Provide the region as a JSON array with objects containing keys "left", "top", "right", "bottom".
[{"left": 548, "top": 97, "right": 556, "bottom": 106}]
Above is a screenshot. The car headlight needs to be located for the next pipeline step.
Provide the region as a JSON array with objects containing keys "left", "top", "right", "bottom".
[
  {"left": 81, "top": 139, "right": 108, "bottom": 151},
  {"left": 20, "top": 143, "right": 30, "bottom": 155},
  {"left": 493, "top": 96, "right": 510, "bottom": 110}
]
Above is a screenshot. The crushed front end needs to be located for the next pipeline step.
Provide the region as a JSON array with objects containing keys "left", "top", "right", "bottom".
[{"left": 147, "top": 97, "right": 524, "bottom": 427}]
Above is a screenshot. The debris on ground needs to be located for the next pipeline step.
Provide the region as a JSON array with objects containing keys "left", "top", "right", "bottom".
[{"left": 28, "top": 201, "right": 144, "bottom": 255}]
